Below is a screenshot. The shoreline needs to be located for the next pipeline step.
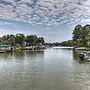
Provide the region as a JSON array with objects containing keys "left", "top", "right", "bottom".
[{"left": 0, "top": 45, "right": 46, "bottom": 53}]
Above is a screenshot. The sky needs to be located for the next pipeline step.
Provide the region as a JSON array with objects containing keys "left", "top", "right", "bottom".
[{"left": 0, "top": 0, "right": 90, "bottom": 42}]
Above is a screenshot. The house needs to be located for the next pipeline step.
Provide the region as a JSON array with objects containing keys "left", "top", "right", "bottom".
[{"left": 0, "top": 44, "right": 12, "bottom": 52}]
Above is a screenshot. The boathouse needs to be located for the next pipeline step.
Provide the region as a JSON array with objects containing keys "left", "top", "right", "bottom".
[{"left": 0, "top": 44, "right": 12, "bottom": 52}]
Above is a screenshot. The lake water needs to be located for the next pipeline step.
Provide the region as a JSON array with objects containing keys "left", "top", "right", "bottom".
[{"left": 0, "top": 47, "right": 90, "bottom": 90}]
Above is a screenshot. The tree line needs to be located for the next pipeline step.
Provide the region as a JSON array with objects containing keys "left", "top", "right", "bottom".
[
  {"left": 60, "top": 40, "right": 73, "bottom": 47},
  {"left": 73, "top": 24, "right": 90, "bottom": 47},
  {"left": 0, "top": 33, "right": 45, "bottom": 46},
  {"left": 60, "top": 24, "right": 90, "bottom": 47}
]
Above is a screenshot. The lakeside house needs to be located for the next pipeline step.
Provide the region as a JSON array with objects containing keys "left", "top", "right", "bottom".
[{"left": 0, "top": 44, "right": 12, "bottom": 52}]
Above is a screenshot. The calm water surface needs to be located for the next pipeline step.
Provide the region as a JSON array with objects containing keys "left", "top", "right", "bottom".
[{"left": 0, "top": 47, "right": 90, "bottom": 90}]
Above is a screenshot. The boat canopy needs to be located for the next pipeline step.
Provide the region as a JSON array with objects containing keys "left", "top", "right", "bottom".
[{"left": 0, "top": 44, "right": 11, "bottom": 48}]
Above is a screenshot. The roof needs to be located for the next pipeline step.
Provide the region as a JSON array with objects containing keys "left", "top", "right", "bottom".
[{"left": 0, "top": 44, "right": 11, "bottom": 48}]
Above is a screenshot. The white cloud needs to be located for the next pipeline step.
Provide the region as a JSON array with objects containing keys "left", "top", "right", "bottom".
[
  {"left": 0, "top": 22, "right": 14, "bottom": 25},
  {"left": 0, "top": 0, "right": 90, "bottom": 26}
]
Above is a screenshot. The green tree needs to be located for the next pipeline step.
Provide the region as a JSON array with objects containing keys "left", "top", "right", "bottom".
[
  {"left": 8, "top": 34, "right": 15, "bottom": 46},
  {"left": 25, "top": 35, "right": 37, "bottom": 46},
  {"left": 0, "top": 33, "right": 45, "bottom": 47},
  {"left": 73, "top": 24, "right": 90, "bottom": 47},
  {"left": 1, "top": 35, "right": 9, "bottom": 44},
  {"left": 72, "top": 25, "right": 82, "bottom": 42},
  {"left": 15, "top": 33, "right": 25, "bottom": 45},
  {"left": 36, "top": 37, "right": 45, "bottom": 45}
]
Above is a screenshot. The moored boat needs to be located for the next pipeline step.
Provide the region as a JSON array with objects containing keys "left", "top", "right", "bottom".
[
  {"left": 79, "top": 53, "right": 86, "bottom": 60},
  {"left": 79, "top": 52, "right": 90, "bottom": 61}
]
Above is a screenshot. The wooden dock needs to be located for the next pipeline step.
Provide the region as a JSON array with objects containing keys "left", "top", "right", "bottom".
[
  {"left": 21, "top": 46, "right": 45, "bottom": 50},
  {"left": 0, "top": 49, "right": 11, "bottom": 53},
  {"left": 0, "top": 44, "right": 13, "bottom": 53},
  {"left": 75, "top": 47, "right": 90, "bottom": 53},
  {"left": 0, "top": 45, "right": 45, "bottom": 53}
]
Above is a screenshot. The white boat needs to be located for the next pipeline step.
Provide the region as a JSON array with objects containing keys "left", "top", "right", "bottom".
[
  {"left": 79, "top": 53, "right": 86, "bottom": 60},
  {"left": 79, "top": 52, "right": 90, "bottom": 61},
  {"left": 84, "top": 53, "right": 90, "bottom": 61}
]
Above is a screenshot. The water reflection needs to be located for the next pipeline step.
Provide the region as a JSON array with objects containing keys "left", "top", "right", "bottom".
[
  {"left": 0, "top": 50, "right": 45, "bottom": 90},
  {"left": 73, "top": 50, "right": 79, "bottom": 60},
  {"left": 0, "top": 52, "right": 13, "bottom": 60},
  {"left": 0, "top": 50, "right": 44, "bottom": 61},
  {"left": 0, "top": 48, "right": 90, "bottom": 90}
]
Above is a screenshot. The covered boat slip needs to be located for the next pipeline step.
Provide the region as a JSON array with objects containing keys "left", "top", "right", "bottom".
[
  {"left": 0, "top": 44, "right": 12, "bottom": 53},
  {"left": 79, "top": 52, "right": 90, "bottom": 61},
  {"left": 75, "top": 47, "right": 90, "bottom": 61}
]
